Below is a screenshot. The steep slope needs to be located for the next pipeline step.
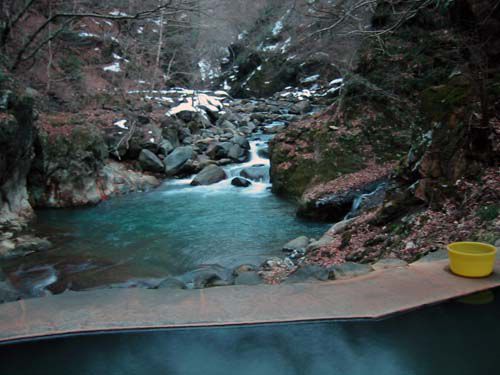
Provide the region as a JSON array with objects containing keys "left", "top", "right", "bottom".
[
  {"left": 217, "top": 0, "right": 371, "bottom": 98},
  {"left": 269, "top": 0, "right": 499, "bottom": 265}
]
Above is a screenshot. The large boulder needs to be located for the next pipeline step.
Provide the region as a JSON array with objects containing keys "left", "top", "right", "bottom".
[
  {"left": 240, "top": 165, "right": 269, "bottom": 182},
  {"left": 206, "top": 142, "right": 232, "bottom": 160},
  {"left": 191, "top": 165, "right": 227, "bottom": 186},
  {"left": 164, "top": 146, "right": 193, "bottom": 176},
  {"left": 138, "top": 149, "right": 164, "bottom": 173},
  {"left": 28, "top": 124, "right": 110, "bottom": 208}
]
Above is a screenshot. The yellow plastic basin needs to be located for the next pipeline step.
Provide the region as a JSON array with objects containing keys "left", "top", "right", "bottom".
[{"left": 447, "top": 242, "right": 497, "bottom": 278}]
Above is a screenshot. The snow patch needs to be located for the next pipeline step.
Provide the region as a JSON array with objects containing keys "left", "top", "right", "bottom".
[
  {"left": 272, "top": 20, "right": 284, "bottom": 36},
  {"left": 166, "top": 93, "right": 224, "bottom": 116},
  {"left": 103, "top": 62, "right": 121, "bottom": 72},
  {"left": 110, "top": 10, "right": 130, "bottom": 16},
  {"left": 281, "top": 37, "right": 292, "bottom": 53},
  {"left": 301, "top": 74, "right": 320, "bottom": 83},
  {"left": 114, "top": 120, "right": 128, "bottom": 129},
  {"left": 329, "top": 78, "right": 344, "bottom": 86},
  {"left": 198, "top": 59, "right": 219, "bottom": 81},
  {"left": 79, "top": 32, "right": 98, "bottom": 38}
]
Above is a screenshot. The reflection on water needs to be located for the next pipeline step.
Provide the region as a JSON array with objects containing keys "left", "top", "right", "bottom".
[{"left": 0, "top": 288, "right": 498, "bottom": 375}]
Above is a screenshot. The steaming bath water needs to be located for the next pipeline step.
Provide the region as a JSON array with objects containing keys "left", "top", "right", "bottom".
[
  {"left": 3, "top": 136, "right": 329, "bottom": 293},
  {"left": 0, "top": 288, "right": 498, "bottom": 374}
]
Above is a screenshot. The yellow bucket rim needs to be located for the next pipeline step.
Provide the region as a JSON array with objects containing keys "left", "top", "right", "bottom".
[{"left": 447, "top": 242, "right": 497, "bottom": 256}]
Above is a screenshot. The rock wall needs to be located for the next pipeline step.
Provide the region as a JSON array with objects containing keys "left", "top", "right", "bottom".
[
  {"left": 28, "top": 125, "right": 160, "bottom": 208},
  {"left": 218, "top": 0, "right": 371, "bottom": 98},
  {"left": 0, "top": 93, "right": 36, "bottom": 228},
  {"left": 269, "top": 0, "right": 499, "bottom": 220}
]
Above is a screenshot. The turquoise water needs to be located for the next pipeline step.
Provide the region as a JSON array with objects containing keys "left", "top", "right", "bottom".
[
  {"left": 1, "top": 289, "right": 498, "bottom": 374},
  {"left": 5, "top": 139, "right": 329, "bottom": 293}
]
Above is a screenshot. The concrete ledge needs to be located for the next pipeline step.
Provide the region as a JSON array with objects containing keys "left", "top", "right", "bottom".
[{"left": 1, "top": 259, "right": 499, "bottom": 344}]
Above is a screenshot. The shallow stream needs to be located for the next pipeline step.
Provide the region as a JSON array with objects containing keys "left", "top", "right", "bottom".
[{"left": 4, "top": 134, "right": 329, "bottom": 294}]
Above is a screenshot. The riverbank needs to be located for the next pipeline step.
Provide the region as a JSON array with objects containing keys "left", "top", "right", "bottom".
[{"left": 1, "top": 85, "right": 336, "bottom": 302}]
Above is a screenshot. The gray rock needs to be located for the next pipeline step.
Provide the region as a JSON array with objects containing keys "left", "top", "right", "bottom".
[
  {"left": 191, "top": 165, "right": 227, "bottom": 186},
  {"left": 285, "top": 264, "right": 329, "bottom": 283},
  {"left": 234, "top": 271, "right": 263, "bottom": 286},
  {"left": 328, "top": 262, "right": 373, "bottom": 280},
  {"left": 161, "top": 121, "right": 182, "bottom": 147},
  {"left": 164, "top": 146, "right": 193, "bottom": 176},
  {"left": 220, "top": 120, "right": 236, "bottom": 130},
  {"left": 228, "top": 144, "right": 248, "bottom": 162},
  {"left": 240, "top": 165, "right": 268, "bottom": 182},
  {"left": 186, "top": 113, "right": 212, "bottom": 132},
  {"left": 179, "top": 264, "right": 234, "bottom": 289},
  {"left": 283, "top": 236, "right": 309, "bottom": 253},
  {"left": 158, "top": 139, "right": 174, "bottom": 156},
  {"left": 232, "top": 135, "right": 250, "bottom": 149},
  {"left": 306, "top": 235, "right": 334, "bottom": 253},
  {"left": 138, "top": 149, "right": 164, "bottom": 173},
  {"left": 231, "top": 177, "right": 252, "bottom": 188},
  {"left": 176, "top": 110, "right": 196, "bottom": 122},
  {"left": 289, "top": 100, "right": 311, "bottom": 115},
  {"left": 330, "top": 218, "right": 356, "bottom": 235},
  {"left": 206, "top": 142, "right": 232, "bottom": 160},
  {"left": 372, "top": 258, "right": 408, "bottom": 271}
]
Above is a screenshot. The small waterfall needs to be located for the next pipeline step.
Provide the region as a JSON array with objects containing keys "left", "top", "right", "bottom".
[
  {"left": 344, "top": 182, "right": 387, "bottom": 220},
  {"left": 165, "top": 138, "right": 272, "bottom": 195},
  {"left": 224, "top": 140, "right": 270, "bottom": 183}
]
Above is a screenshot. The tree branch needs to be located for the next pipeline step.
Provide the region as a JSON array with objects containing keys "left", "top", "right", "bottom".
[
  {"left": 10, "top": 0, "right": 205, "bottom": 69},
  {"left": 1, "top": 0, "right": 37, "bottom": 47}
]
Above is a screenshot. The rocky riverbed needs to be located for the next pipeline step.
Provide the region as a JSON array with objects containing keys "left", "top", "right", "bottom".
[{"left": 1, "top": 82, "right": 348, "bottom": 303}]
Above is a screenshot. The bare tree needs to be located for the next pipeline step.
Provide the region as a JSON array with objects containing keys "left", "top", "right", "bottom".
[{"left": 0, "top": 0, "right": 201, "bottom": 70}]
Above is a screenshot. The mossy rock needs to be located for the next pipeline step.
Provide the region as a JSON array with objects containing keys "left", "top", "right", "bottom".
[{"left": 421, "top": 77, "right": 471, "bottom": 122}]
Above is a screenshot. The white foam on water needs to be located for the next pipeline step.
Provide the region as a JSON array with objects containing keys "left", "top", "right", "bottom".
[{"left": 162, "top": 140, "right": 272, "bottom": 197}]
